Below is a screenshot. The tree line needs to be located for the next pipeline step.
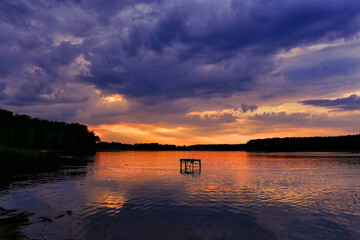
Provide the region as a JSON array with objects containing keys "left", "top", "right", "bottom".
[
  {"left": 246, "top": 135, "right": 360, "bottom": 151},
  {"left": 0, "top": 109, "right": 100, "bottom": 152},
  {"left": 98, "top": 136, "right": 360, "bottom": 152},
  {"left": 97, "top": 142, "right": 247, "bottom": 151},
  {"left": 3, "top": 106, "right": 358, "bottom": 152}
]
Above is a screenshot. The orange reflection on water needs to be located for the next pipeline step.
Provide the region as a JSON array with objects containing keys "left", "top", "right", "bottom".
[
  {"left": 3, "top": 151, "right": 360, "bottom": 240},
  {"left": 93, "top": 151, "right": 253, "bottom": 208},
  {"left": 90, "top": 151, "right": 360, "bottom": 217},
  {"left": 94, "top": 151, "right": 251, "bottom": 180}
]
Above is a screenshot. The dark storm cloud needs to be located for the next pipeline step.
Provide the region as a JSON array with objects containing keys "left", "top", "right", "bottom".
[
  {"left": 36, "top": 42, "right": 83, "bottom": 76},
  {"left": 1, "top": 0, "right": 360, "bottom": 123},
  {"left": 282, "top": 58, "right": 358, "bottom": 83},
  {"left": 73, "top": 0, "right": 165, "bottom": 25},
  {"left": 147, "top": 11, "right": 186, "bottom": 53},
  {"left": 5, "top": 82, "right": 89, "bottom": 106},
  {"left": 0, "top": 1, "right": 31, "bottom": 27},
  {"left": 186, "top": 113, "right": 238, "bottom": 126},
  {"left": 81, "top": 0, "right": 360, "bottom": 100},
  {"left": 250, "top": 112, "right": 312, "bottom": 126},
  {"left": 0, "top": 82, "right": 6, "bottom": 100},
  {"left": 249, "top": 111, "right": 360, "bottom": 131},
  {"left": 125, "top": 0, "right": 360, "bottom": 56},
  {"left": 238, "top": 103, "right": 258, "bottom": 113},
  {"left": 300, "top": 94, "right": 360, "bottom": 111}
]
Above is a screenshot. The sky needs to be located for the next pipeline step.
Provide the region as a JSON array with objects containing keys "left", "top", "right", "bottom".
[{"left": 1, "top": 0, "right": 360, "bottom": 145}]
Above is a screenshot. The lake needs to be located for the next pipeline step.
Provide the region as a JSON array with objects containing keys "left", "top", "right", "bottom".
[{"left": 1, "top": 151, "right": 360, "bottom": 240}]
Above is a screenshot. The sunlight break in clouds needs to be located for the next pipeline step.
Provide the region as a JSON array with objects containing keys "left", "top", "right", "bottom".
[{"left": 1, "top": 0, "right": 360, "bottom": 144}]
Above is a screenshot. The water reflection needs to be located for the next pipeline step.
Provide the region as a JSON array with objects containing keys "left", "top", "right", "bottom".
[{"left": 0, "top": 151, "right": 360, "bottom": 239}]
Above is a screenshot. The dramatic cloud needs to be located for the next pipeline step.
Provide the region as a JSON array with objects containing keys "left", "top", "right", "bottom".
[
  {"left": 300, "top": 94, "right": 360, "bottom": 111},
  {"left": 238, "top": 103, "right": 258, "bottom": 113},
  {"left": 1, "top": 0, "right": 360, "bottom": 143},
  {"left": 249, "top": 111, "right": 360, "bottom": 130},
  {"left": 0, "top": 82, "right": 6, "bottom": 100}
]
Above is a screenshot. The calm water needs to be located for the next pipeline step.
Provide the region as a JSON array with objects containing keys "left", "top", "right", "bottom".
[{"left": 1, "top": 151, "right": 360, "bottom": 240}]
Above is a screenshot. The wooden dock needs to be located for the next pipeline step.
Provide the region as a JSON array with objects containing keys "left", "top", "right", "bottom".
[{"left": 180, "top": 158, "right": 201, "bottom": 174}]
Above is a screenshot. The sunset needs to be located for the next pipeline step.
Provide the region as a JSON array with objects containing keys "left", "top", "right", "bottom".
[
  {"left": 1, "top": 1, "right": 360, "bottom": 144},
  {"left": 1, "top": 1, "right": 360, "bottom": 239}
]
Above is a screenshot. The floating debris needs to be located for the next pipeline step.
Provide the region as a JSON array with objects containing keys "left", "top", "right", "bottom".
[{"left": 54, "top": 214, "right": 65, "bottom": 219}]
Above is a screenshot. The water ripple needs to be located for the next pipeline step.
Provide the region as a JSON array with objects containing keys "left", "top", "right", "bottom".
[{"left": 0, "top": 151, "right": 360, "bottom": 239}]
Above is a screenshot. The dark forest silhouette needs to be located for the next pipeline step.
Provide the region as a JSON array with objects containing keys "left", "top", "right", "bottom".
[
  {"left": 98, "top": 136, "right": 360, "bottom": 152},
  {"left": 97, "top": 142, "right": 247, "bottom": 151},
  {"left": 0, "top": 109, "right": 100, "bottom": 152},
  {"left": 2, "top": 108, "right": 360, "bottom": 153},
  {"left": 246, "top": 135, "right": 360, "bottom": 152}
]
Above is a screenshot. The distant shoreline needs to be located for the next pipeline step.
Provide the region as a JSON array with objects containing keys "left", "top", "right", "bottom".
[
  {"left": 2, "top": 108, "right": 360, "bottom": 154},
  {"left": 96, "top": 149, "right": 360, "bottom": 152},
  {"left": 97, "top": 134, "right": 360, "bottom": 152}
]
